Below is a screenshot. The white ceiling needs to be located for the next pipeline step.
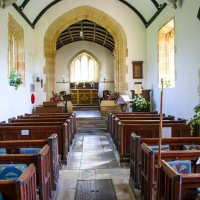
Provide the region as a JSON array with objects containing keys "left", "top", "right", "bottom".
[
  {"left": 6, "top": 0, "right": 171, "bottom": 51},
  {"left": 11, "top": 0, "right": 168, "bottom": 28}
]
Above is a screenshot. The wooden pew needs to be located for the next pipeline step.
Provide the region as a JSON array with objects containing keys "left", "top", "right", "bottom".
[
  {"left": 141, "top": 143, "right": 200, "bottom": 200},
  {"left": 35, "top": 106, "right": 65, "bottom": 113},
  {"left": 0, "top": 164, "right": 37, "bottom": 200},
  {"left": 110, "top": 116, "right": 175, "bottom": 142},
  {"left": 0, "top": 124, "right": 69, "bottom": 164},
  {"left": 0, "top": 133, "right": 58, "bottom": 191},
  {"left": 130, "top": 133, "right": 200, "bottom": 190},
  {"left": 12, "top": 114, "right": 76, "bottom": 141},
  {"left": 108, "top": 113, "right": 165, "bottom": 132},
  {"left": 117, "top": 122, "right": 192, "bottom": 162},
  {"left": 0, "top": 120, "right": 74, "bottom": 149},
  {"left": 111, "top": 118, "right": 184, "bottom": 149},
  {"left": 4, "top": 116, "right": 75, "bottom": 153},
  {"left": 158, "top": 159, "right": 200, "bottom": 200},
  {"left": 107, "top": 111, "right": 158, "bottom": 130},
  {"left": 0, "top": 145, "right": 51, "bottom": 200},
  {"left": 24, "top": 112, "right": 75, "bottom": 116}
]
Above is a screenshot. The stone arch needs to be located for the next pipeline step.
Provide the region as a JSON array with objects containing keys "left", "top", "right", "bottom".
[{"left": 44, "top": 5, "right": 127, "bottom": 100}]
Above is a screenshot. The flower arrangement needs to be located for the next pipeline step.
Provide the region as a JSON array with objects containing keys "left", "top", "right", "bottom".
[
  {"left": 130, "top": 94, "right": 150, "bottom": 110},
  {"left": 187, "top": 104, "right": 200, "bottom": 135},
  {"left": 50, "top": 91, "right": 64, "bottom": 103},
  {"left": 9, "top": 69, "right": 23, "bottom": 90},
  {"left": 107, "top": 91, "right": 120, "bottom": 100}
]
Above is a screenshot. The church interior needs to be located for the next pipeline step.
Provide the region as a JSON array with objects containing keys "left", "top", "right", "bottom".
[{"left": 0, "top": 0, "right": 200, "bottom": 199}]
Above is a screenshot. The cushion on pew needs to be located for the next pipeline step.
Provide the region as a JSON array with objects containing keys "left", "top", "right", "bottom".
[
  {"left": 19, "top": 148, "right": 41, "bottom": 154},
  {"left": 182, "top": 145, "right": 200, "bottom": 150},
  {"left": 0, "top": 193, "right": 3, "bottom": 200},
  {"left": 167, "top": 160, "right": 191, "bottom": 174},
  {"left": 149, "top": 144, "right": 169, "bottom": 151},
  {"left": 196, "top": 188, "right": 200, "bottom": 199},
  {"left": 0, "top": 164, "right": 27, "bottom": 180},
  {"left": 0, "top": 149, "right": 6, "bottom": 154}
]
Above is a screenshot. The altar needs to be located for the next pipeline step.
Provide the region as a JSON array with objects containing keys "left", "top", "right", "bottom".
[{"left": 70, "top": 82, "right": 100, "bottom": 105}]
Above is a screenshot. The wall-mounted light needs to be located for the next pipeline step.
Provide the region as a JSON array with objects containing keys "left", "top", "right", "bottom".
[
  {"left": 35, "top": 76, "right": 43, "bottom": 88},
  {"left": 36, "top": 77, "right": 41, "bottom": 82},
  {"left": 103, "top": 75, "right": 107, "bottom": 82},
  {"left": 62, "top": 75, "right": 66, "bottom": 83}
]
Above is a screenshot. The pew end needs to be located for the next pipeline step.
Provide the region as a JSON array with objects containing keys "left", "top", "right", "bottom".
[
  {"left": 158, "top": 159, "right": 200, "bottom": 200},
  {"left": 0, "top": 164, "right": 37, "bottom": 200}
]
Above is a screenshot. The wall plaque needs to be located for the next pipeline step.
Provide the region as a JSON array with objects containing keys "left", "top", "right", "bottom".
[{"left": 132, "top": 61, "right": 143, "bottom": 79}]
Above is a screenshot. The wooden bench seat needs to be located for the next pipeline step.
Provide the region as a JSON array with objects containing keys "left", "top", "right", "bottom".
[
  {"left": 0, "top": 124, "right": 69, "bottom": 164},
  {"left": 0, "top": 164, "right": 37, "bottom": 200},
  {"left": 117, "top": 122, "right": 192, "bottom": 162},
  {"left": 0, "top": 145, "right": 51, "bottom": 200},
  {"left": 130, "top": 133, "right": 200, "bottom": 190},
  {"left": 110, "top": 116, "right": 176, "bottom": 141},
  {"left": 108, "top": 111, "right": 159, "bottom": 128},
  {"left": 108, "top": 112, "right": 165, "bottom": 133},
  {"left": 0, "top": 121, "right": 74, "bottom": 150},
  {"left": 10, "top": 114, "right": 76, "bottom": 143},
  {"left": 158, "top": 159, "right": 200, "bottom": 200},
  {"left": 141, "top": 143, "right": 200, "bottom": 200},
  {"left": 111, "top": 118, "right": 185, "bottom": 150},
  {"left": 0, "top": 133, "right": 58, "bottom": 191}
]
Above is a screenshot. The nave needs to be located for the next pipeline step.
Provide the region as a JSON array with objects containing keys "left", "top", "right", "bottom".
[{"left": 56, "top": 109, "right": 136, "bottom": 200}]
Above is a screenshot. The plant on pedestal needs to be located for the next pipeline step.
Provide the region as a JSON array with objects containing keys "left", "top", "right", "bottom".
[{"left": 130, "top": 94, "right": 150, "bottom": 111}]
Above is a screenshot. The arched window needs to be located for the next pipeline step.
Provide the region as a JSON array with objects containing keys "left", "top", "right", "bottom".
[
  {"left": 70, "top": 52, "right": 99, "bottom": 82},
  {"left": 158, "top": 18, "right": 175, "bottom": 88},
  {"left": 8, "top": 14, "right": 25, "bottom": 80}
]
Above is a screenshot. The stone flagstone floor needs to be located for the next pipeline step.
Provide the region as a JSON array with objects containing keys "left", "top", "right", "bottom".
[{"left": 56, "top": 110, "right": 136, "bottom": 200}]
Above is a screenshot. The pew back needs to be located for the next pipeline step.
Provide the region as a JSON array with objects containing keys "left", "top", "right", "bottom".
[
  {"left": 130, "top": 133, "right": 197, "bottom": 190},
  {"left": 0, "top": 124, "right": 68, "bottom": 163},
  {"left": 0, "top": 133, "right": 58, "bottom": 191},
  {"left": 118, "top": 122, "right": 191, "bottom": 162},
  {"left": 0, "top": 145, "right": 51, "bottom": 200},
  {"left": 159, "top": 159, "right": 200, "bottom": 200},
  {"left": 0, "top": 164, "right": 37, "bottom": 200},
  {"left": 141, "top": 143, "right": 200, "bottom": 200}
]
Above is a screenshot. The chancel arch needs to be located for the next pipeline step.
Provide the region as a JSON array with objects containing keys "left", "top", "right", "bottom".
[{"left": 44, "top": 5, "right": 127, "bottom": 100}]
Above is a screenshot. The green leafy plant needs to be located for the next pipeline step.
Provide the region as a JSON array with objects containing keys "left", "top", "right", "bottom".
[
  {"left": 130, "top": 94, "right": 150, "bottom": 110},
  {"left": 9, "top": 69, "right": 23, "bottom": 90},
  {"left": 187, "top": 104, "right": 200, "bottom": 135}
]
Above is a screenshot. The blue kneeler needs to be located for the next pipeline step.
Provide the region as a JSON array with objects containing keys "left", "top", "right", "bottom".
[
  {"left": 19, "top": 147, "right": 41, "bottom": 154},
  {"left": 149, "top": 144, "right": 169, "bottom": 151},
  {"left": 0, "top": 164, "right": 27, "bottom": 180}
]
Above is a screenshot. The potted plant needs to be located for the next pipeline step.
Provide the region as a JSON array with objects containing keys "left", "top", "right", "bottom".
[
  {"left": 130, "top": 94, "right": 150, "bottom": 111},
  {"left": 9, "top": 69, "right": 23, "bottom": 90},
  {"left": 187, "top": 104, "right": 200, "bottom": 135}
]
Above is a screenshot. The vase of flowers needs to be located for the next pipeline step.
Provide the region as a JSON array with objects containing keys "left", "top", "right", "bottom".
[
  {"left": 50, "top": 91, "right": 64, "bottom": 103},
  {"left": 107, "top": 90, "right": 120, "bottom": 100},
  {"left": 130, "top": 94, "right": 150, "bottom": 111},
  {"left": 9, "top": 69, "right": 23, "bottom": 90}
]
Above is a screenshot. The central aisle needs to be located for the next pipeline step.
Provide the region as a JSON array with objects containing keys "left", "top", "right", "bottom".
[{"left": 56, "top": 110, "right": 136, "bottom": 200}]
